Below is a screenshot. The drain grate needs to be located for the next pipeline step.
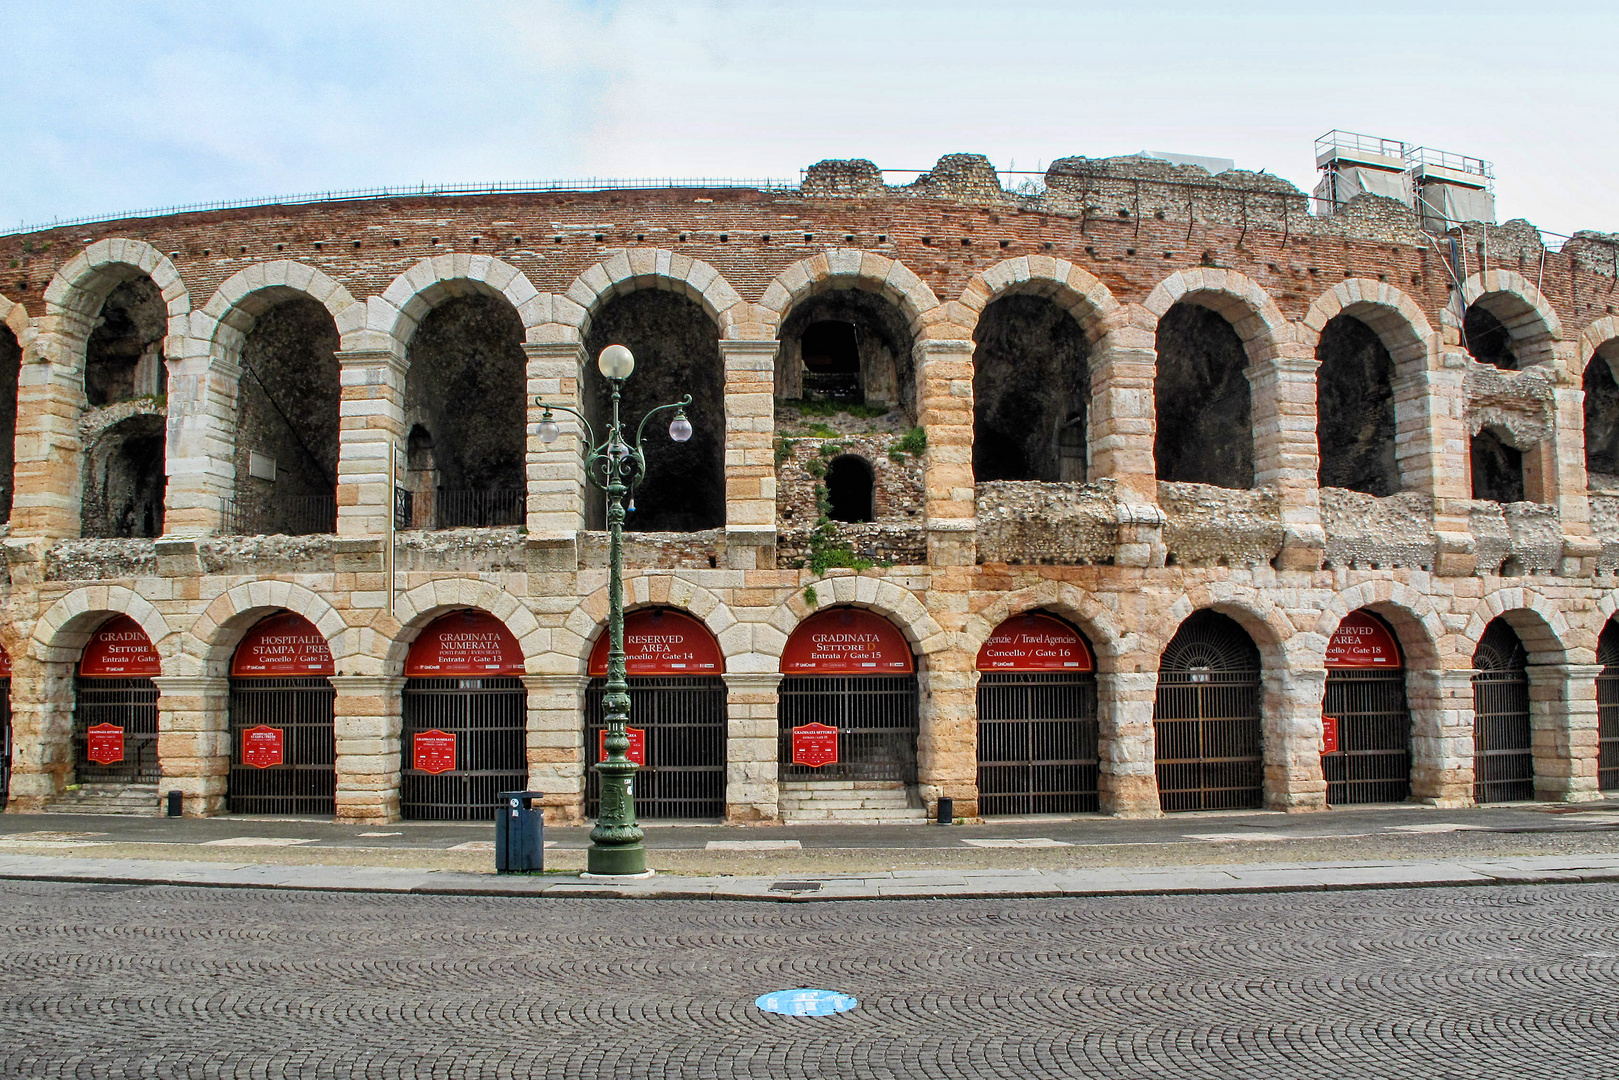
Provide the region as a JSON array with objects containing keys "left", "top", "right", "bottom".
[{"left": 769, "top": 881, "right": 823, "bottom": 892}]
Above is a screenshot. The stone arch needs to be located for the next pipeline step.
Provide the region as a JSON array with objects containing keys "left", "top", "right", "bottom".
[
  {"left": 199, "top": 261, "right": 360, "bottom": 363},
  {"left": 1577, "top": 315, "right": 1619, "bottom": 379},
  {"left": 1461, "top": 586, "right": 1580, "bottom": 665},
  {"left": 385, "top": 579, "right": 543, "bottom": 674},
  {"left": 1156, "top": 582, "right": 1297, "bottom": 672},
  {"left": 361, "top": 255, "right": 543, "bottom": 355},
  {"left": 952, "top": 257, "right": 1126, "bottom": 344},
  {"left": 560, "top": 577, "right": 740, "bottom": 676},
  {"left": 185, "top": 581, "right": 349, "bottom": 678},
  {"left": 759, "top": 250, "right": 945, "bottom": 343},
  {"left": 1301, "top": 279, "right": 1433, "bottom": 364},
  {"left": 1142, "top": 267, "right": 1292, "bottom": 365},
  {"left": 40, "top": 239, "right": 190, "bottom": 375},
  {"left": 960, "top": 581, "right": 1135, "bottom": 674},
  {"left": 31, "top": 585, "right": 173, "bottom": 666},
  {"left": 1307, "top": 581, "right": 1446, "bottom": 669},
  {"left": 1459, "top": 270, "right": 1563, "bottom": 370},
  {"left": 0, "top": 293, "right": 33, "bottom": 346},
  {"left": 551, "top": 249, "right": 746, "bottom": 344},
  {"left": 769, "top": 577, "right": 946, "bottom": 667}
]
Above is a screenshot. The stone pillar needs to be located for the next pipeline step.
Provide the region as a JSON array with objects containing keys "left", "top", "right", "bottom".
[
  {"left": 723, "top": 672, "right": 781, "bottom": 823},
  {"left": 1249, "top": 349, "right": 1324, "bottom": 570},
  {"left": 1089, "top": 318, "right": 1159, "bottom": 506},
  {"left": 330, "top": 675, "right": 404, "bottom": 823},
  {"left": 918, "top": 661, "right": 978, "bottom": 819},
  {"left": 162, "top": 344, "right": 238, "bottom": 538},
  {"left": 2, "top": 656, "right": 74, "bottom": 810},
  {"left": 719, "top": 340, "right": 779, "bottom": 570},
  {"left": 1430, "top": 343, "right": 1478, "bottom": 576},
  {"left": 152, "top": 675, "right": 230, "bottom": 816},
  {"left": 524, "top": 674, "right": 586, "bottom": 824},
  {"left": 915, "top": 339, "right": 977, "bottom": 566},
  {"left": 1528, "top": 663, "right": 1604, "bottom": 802},
  {"left": 1549, "top": 379, "right": 1601, "bottom": 576},
  {"left": 334, "top": 348, "right": 406, "bottom": 539},
  {"left": 12, "top": 325, "right": 90, "bottom": 537},
  {"left": 1409, "top": 668, "right": 1476, "bottom": 805},
  {"left": 1098, "top": 671, "right": 1161, "bottom": 816},
  {"left": 525, "top": 342, "right": 586, "bottom": 536},
  {"left": 1262, "top": 666, "right": 1328, "bottom": 811}
]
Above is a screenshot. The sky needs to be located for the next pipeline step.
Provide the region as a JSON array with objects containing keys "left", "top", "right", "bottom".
[{"left": 1, "top": 1, "right": 1613, "bottom": 236}]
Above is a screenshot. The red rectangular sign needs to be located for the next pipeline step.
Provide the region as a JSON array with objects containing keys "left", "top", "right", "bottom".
[
  {"left": 413, "top": 729, "right": 457, "bottom": 774},
  {"left": 598, "top": 727, "right": 646, "bottom": 766},
  {"left": 791, "top": 723, "right": 839, "bottom": 768},
  {"left": 1322, "top": 715, "right": 1340, "bottom": 755},
  {"left": 86, "top": 723, "right": 125, "bottom": 765},
  {"left": 242, "top": 725, "right": 285, "bottom": 769}
]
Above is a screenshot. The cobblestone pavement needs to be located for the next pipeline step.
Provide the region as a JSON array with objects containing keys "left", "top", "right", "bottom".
[{"left": 3, "top": 879, "right": 1617, "bottom": 1078}]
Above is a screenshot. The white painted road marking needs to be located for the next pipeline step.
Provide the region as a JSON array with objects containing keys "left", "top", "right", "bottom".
[
  {"left": 961, "top": 837, "right": 1072, "bottom": 848},
  {"left": 201, "top": 837, "right": 320, "bottom": 847},
  {"left": 707, "top": 840, "right": 803, "bottom": 851}
]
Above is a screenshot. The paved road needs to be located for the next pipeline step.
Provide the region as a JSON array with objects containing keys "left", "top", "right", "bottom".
[{"left": 3, "top": 878, "right": 1616, "bottom": 1078}]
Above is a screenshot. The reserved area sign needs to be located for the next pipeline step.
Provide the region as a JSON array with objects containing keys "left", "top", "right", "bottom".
[
  {"left": 231, "top": 612, "right": 333, "bottom": 676},
  {"left": 242, "top": 725, "right": 285, "bottom": 769},
  {"left": 413, "top": 729, "right": 457, "bottom": 774},
  {"left": 85, "top": 723, "right": 125, "bottom": 764},
  {"left": 977, "top": 612, "right": 1093, "bottom": 672},
  {"left": 406, "top": 610, "right": 523, "bottom": 676},
  {"left": 781, "top": 608, "right": 914, "bottom": 674},
  {"left": 79, "top": 616, "right": 161, "bottom": 677},
  {"left": 597, "top": 727, "right": 646, "bottom": 766},
  {"left": 791, "top": 723, "right": 839, "bottom": 768},
  {"left": 1325, "top": 613, "right": 1402, "bottom": 669},
  {"left": 588, "top": 609, "right": 724, "bottom": 676}
]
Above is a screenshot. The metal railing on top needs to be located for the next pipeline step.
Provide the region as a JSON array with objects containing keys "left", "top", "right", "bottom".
[
  {"left": 220, "top": 493, "right": 337, "bottom": 537},
  {"left": 396, "top": 488, "right": 525, "bottom": 531}
]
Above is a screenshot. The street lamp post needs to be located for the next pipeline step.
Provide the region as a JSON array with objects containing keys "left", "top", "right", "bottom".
[{"left": 536, "top": 344, "right": 692, "bottom": 876}]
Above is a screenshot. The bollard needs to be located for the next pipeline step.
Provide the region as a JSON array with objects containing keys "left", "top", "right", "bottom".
[
  {"left": 166, "top": 790, "right": 183, "bottom": 818},
  {"left": 495, "top": 790, "right": 546, "bottom": 873},
  {"left": 936, "top": 796, "right": 954, "bottom": 825}
]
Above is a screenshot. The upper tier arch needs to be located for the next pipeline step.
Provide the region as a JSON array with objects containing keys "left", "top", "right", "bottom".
[
  {"left": 1459, "top": 269, "right": 1563, "bottom": 370},
  {"left": 552, "top": 249, "right": 745, "bottom": 342},
  {"left": 197, "top": 261, "right": 360, "bottom": 363},
  {"left": 358, "top": 255, "right": 543, "bottom": 354},
  {"left": 1300, "top": 278, "right": 1434, "bottom": 363},
  {"left": 952, "top": 256, "right": 1126, "bottom": 344},
  {"left": 1143, "top": 268, "right": 1291, "bottom": 362},
  {"left": 759, "top": 250, "right": 945, "bottom": 342},
  {"left": 40, "top": 239, "right": 190, "bottom": 373}
]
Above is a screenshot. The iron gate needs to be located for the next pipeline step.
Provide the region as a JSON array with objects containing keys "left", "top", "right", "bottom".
[
  {"left": 778, "top": 676, "right": 919, "bottom": 783},
  {"left": 1472, "top": 622, "right": 1534, "bottom": 803},
  {"left": 1153, "top": 612, "right": 1264, "bottom": 812},
  {"left": 227, "top": 678, "right": 336, "bottom": 815},
  {"left": 977, "top": 673, "right": 1099, "bottom": 814},
  {"left": 402, "top": 677, "right": 527, "bottom": 821},
  {"left": 586, "top": 677, "right": 726, "bottom": 820},
  {"left": 1599, "top": 628, "right": 1619, "bottom": 793},
  {"left": 0, "top": 678, "right": 10, "bottom": 808},
  {"left": 72, "top": 677, "right": 160, "bottom": 783},
  {"left": 1322, "top": 668, "right": 1412, "bottom": 804}
]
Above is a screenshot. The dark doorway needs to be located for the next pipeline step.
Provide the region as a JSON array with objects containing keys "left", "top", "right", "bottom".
[
  {"left": 1316, "top": 315, "right": 1399, "bottom": 495},
  {"left": 1153, "top": 610, "right": 1263, "bottom": 811},
  {"left": 1470, "top": 428, "right": 1524, "bottom": 503},
  {"left": 82, "top": 415, "right": 166, "bottom": 538},
  {"left": 1584, "top": 356, "right": 1619, "bottom": 483},
  {"left": 801, "top": 320, "right": 862, "bottom": 403},
  {"left": 1471, "top": 618, "right": 1533, "bottom": 802},
  {"left": 1464, "top": 305, "right": 1516, "bottom": 369},
  {"left": 972, "top": 294, "right": 1090, "bottom": 482},
  {"left": 228, "top": 679, "right": 336, "bottom": 815},
  {"left": 1154, "top": 303, "right": 1253, "bottom": 488},
  {"left": 585, "top": 677, "right": 727, "bottom": 820},
  {"left": 402, "top": 677, "right": 528, "bottom": 821},
  {"left": 825, "top": 455, "right": 874, "bottom": 522},
  {"left": 0, "top": 326, "right": 19, "bottom": 522},
  {"left": 779, "top": 290, "right": 915, "bottom": 416},
  {"left": 84, "top": 277, "right": 167, "bottom": 407},
  {"left": 1597, "top": 621, "right": 1618, "bottom": 793}
]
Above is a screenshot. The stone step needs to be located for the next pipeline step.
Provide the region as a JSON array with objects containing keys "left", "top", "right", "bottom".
[
  {"left": 45, "top": 784, "right": 161, "bottom": 816},
  {"left": 781, "top": 808, "right": 929, "bottom": 824}
]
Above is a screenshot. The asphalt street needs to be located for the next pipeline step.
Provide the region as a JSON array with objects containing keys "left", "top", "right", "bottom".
[{"left": 2, "top": 876, "right": 1615, "bottom": 1078}]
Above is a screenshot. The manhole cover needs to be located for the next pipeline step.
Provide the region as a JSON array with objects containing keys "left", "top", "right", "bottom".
[
  {"left": 769, "top": 881, "right": 822, "bottom": 892},
  {"left": 756, "top": 989, "right": 858, "bottom": 1016}
]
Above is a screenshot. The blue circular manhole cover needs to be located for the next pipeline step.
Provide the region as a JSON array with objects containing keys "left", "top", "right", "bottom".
[{"left": 755, "top": 989, "right": 859, "bottom": 1016}]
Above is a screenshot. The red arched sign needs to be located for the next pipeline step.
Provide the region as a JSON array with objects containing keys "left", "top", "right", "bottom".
[
  {"left": 588, "top": 608, "right": 724, "bottom": 677},
  {"left": 1325, "top": 611, "right": 1403, "bottom": 669},
  {"left": 977, "top": 612, "right": 1094, "bottom": 672},
  {"left": 231, "top": 612, "right": 334, "bottom": 677},
  {"left": 78, "top": 616, "right": 161, "bottom": 677},
  {"left": 781, "top": 607, "right": 914, "bottom": 675},
  {"left": 0, "top": 643, "right": 11, "bottom": 677},
  {"left": 407, "top": 610, "right": 523, "bottom": 676}
]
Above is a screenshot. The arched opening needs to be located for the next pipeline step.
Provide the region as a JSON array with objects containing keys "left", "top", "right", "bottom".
[
  {"left": 1584, "top": 353, "right": 1619, "bottom": 487},
  {"left": 777, "top": 289, "right": 916, "bottom": 418},
  {"left": 0, "top": 325, "right": 20, "bottom": 522},
  {"left": 84, "top": 277, "right": 167, "bottom": 407},
  {"left": 1471, "top": 617, "right": 1533, "bottom": 802},
  {"left": 1470, "top": 427, "right": 1525, "bottom": 504},
  {"left": 72, "top": 616, "right": 161, "bottom": 794},
  {"left": 402, "top": 609, "right": 527, "bottom": 820},
  {"left": 1322, "top": 609, "right": 1411, "bottom": 804},
  {"left": 1596, "top": 620, "right": 1619, "bottom": 793},
  {"left": 1154, "top": 302, "right": 1253, "bottom": 488},
  {"left": 403, "top": 294, "right": 526, "bottom": 529},
  {"left": 778, "top": 606, "right": 920, "bottom": 822},
  {"left": 226, "top": 297, "right": 340, "bottom": 536},
  {"left": 585, "top": 608, "right": 726, "bottom": 820},
  {"left": 81, "top": 414, "right": 166, "bottom": 538},
  {"left": 972, "top": 294, "right": 1090, "bottom": 482},
  {"left": 1463, "top": 304, "right": 1517, "bottom": 369},
  {"left": 227, "top": 612, "right": 335, "bottom": 816},
  {"left": 825, "top": 454, "right": 875, "bottom": 523},
  {"left": 0, "top": 646, "right": 11, "bottom": 810},
  {"left": 1316, "top": 314, "right": 1399, "bottom": 495},
  {"left": 1153, "top": 610, "right": 1263, "bottom": 811},
  {"left": 976, "top": 612, "right": 1098, "bottom": 815},
  {"left": 585, "top": 292, "right": 726, "bottom": 531}
]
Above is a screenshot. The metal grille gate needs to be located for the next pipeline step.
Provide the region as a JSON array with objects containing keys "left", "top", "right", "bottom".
[
  {"left": 402, "top": 677, "right": 527, "bottom": 821},
  {"left": 778, "top": 676, "right": 919, "bottom": 783},
  {"left": 72, "top": 677, "right": 160, "bottom": 783},
  {"left": 977, "top": 673, "right": 1099, "bottom": 814},
  {"left": 1322, "top": 669, "right": 1412, "bottom": 804},
  {"left": 586, "top": 677, "right": 726, "bottom": 820},
  {"left": 1153, "top": 612, "right": 1264, "bottom": 812},
  {"left": 1472, "top": 622, "right": 1534, "bottom": 803},
  {"left": 1597, "top": 627, "right": 1619, "bottom": 793},
  {"left": 0, "top": 678, "right": 10, "bottom": 808},
  {"left": 228, "top": 678, "right": 336, "bottom": 815}
]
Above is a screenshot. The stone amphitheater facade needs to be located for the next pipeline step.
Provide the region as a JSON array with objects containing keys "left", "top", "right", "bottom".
[{"left": 1, "top": 151, "right": 1617, "bottom": 824}]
